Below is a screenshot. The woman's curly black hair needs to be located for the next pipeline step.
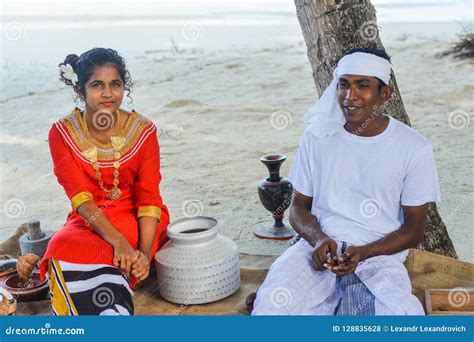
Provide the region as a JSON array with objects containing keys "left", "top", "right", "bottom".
[{"left": 59, "top": 47, "right": 133, "bottom": 103}]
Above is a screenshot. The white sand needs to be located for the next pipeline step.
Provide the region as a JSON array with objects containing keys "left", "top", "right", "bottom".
[{"left": 0, "top": 18, "right": 472, "bottom": 262}]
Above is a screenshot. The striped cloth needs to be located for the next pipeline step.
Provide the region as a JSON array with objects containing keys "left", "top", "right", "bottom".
[
  {"left": 334, "top": 273, "right": 375, "bottom": 315},
  {"left": 47, "top": 259, "right": 134, "bottom": 315},
  {"left": 333, "top": 242, "right": 375, "bottom": 315}
]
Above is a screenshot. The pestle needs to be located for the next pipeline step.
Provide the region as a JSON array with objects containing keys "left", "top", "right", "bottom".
[
  {"left": 19, "top": 219, "right": 54, "bottom": 258},
  {"left": 27, "top": 220, "right": 44, "bottom": 240}
]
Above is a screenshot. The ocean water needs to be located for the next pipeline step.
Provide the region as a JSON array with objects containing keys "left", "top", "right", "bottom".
[
  {"left": 2, "top": 0, "right": 472, "bottom": 24},
  {"left": 1, "top": 0, "right": 471, "bottom": 67}
]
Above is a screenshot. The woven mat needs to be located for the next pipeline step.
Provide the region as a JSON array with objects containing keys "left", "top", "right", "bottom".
[
  {"left": 134, "top": 253, "right": 276, "bottom": 315},
  {"left": 11, "top": 249, "right": 474, "bottom": 316},
  {"left": 13, "top": 253, "right": 277, "bottom": 316}
]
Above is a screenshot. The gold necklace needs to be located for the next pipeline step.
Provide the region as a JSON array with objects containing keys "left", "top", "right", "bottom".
[{"left": 80, "top": 109, "right": 125, "bottom": 201}]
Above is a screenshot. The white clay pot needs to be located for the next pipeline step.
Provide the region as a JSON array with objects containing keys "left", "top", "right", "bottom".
[{"left": 154, "top": 216, "right": 240, "bottom": 305}]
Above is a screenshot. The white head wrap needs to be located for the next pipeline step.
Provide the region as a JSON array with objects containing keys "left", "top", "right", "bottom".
[{"left": 304, "top": 52, "right": 392, "bottom": 139}]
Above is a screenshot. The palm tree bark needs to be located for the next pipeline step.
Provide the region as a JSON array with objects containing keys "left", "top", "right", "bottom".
[{"left": 294, "top": 0, "right": 457, "bottom": 258}]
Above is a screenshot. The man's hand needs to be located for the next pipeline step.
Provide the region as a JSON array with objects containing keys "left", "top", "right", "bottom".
[
  {"left": 131, "top": 250, "right": 151, "bottom": 282},
  {"left": 312, "top": 236, "right": 338, "bottom": 271},
  {"left": 325, "top": 246, "right": 361, "bottom": 276}
]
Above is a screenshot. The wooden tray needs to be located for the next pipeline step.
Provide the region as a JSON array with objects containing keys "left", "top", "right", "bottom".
[
  {"left": 424, "top": 288, "right": 474, "bottom": 315},
  {"left": 134, "top": 266, "right": 270, "bottom": 315}
]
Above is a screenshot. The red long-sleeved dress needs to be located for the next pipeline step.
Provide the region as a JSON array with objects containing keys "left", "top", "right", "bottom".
[{"left": 40, "top": 108, "right": 169, "bottom": 290}]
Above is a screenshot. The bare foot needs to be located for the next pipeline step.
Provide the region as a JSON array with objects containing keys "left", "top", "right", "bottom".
[{"left": 245, "top": 292, "right": 257, "bottom": 312}]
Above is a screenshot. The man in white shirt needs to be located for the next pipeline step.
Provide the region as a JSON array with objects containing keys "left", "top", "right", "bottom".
[{"left": 252, "top": 48, "right": 441, "bottom": 315}]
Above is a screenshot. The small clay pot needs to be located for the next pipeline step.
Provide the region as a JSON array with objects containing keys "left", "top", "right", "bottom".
[{"left": 3, "top": 272, "right": 49, "bottom": 302}]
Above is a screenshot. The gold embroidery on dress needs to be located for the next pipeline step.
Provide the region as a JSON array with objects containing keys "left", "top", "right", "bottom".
[
  {"left": 60, "top": 108, "right": 151, "bottom": 162},
  {"left": 80, "top": 110, "right": 130, "bottom": 200},
  {"left": 110, "top": 136, "right": 126, "bottom": 151},
  {"left": 82, "top": 146, "right": 98, "bottom": 162}
]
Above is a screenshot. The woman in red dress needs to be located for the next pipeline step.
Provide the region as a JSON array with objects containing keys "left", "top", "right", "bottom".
[{"left": 40, "top": 48, "right": 169, "bottom": 315}]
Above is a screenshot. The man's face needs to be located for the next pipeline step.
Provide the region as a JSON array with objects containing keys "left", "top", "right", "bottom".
[{"left": 337, "top": 74, "right": 390, "bottom": 124}]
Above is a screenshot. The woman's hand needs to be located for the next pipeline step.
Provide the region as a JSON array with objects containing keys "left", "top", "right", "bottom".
[
  {"left": 77, "top": 201, "right": 139, "bottom": 278},
  {"left": 131, "top": 250, "right": 150, "bottom": 282},
  {"left": 112, "top": 238, "right": 138, "bottom": 277}
]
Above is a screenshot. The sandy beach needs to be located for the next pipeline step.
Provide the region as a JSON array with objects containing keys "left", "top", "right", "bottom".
[{"left": 1, "top": 2, "right": 472, "bottom": 263}]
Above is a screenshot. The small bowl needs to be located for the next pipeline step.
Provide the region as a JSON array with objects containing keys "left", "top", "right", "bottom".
[{"left": 3, "top": 271, "right": 49, "bottom": 302}]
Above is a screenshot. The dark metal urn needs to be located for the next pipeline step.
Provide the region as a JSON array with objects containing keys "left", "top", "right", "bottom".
[{"left": 255, "top": 154, "right": 295, "bottom": 240}]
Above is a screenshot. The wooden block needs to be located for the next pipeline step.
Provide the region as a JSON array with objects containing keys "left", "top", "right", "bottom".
[{"left": 424, "top": 289, "right": 474, "bottom": 315}]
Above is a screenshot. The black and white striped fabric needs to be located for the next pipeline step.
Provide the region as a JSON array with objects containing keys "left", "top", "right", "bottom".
[{"left": 48, "top": 259, "right": 134, "bottom": 315}]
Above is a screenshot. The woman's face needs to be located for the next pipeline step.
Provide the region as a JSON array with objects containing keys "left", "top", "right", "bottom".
[{"left": 82, "top": 64, "right": 124, "bottom": 120}]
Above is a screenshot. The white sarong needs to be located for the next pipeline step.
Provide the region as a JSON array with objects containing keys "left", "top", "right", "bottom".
[{"left": 252, "top": 239, "right": 424, "bottom": 315}]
